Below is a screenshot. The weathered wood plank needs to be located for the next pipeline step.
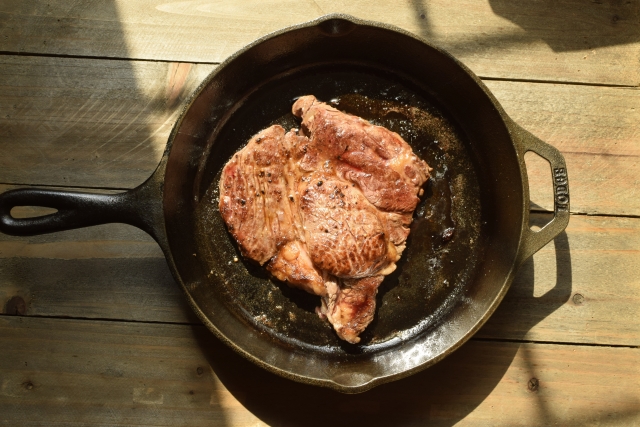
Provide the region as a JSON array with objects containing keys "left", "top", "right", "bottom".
[
  {"left": 0, "top": 316, "right": 638, "bottom": 426},
  {"left": 2, "top": 208, "right": 639, "bottom": 347},
  {"left": 0, "top": 257, "right": 197, "bottom": 323},
  {"left": 1, "top": 56, "right": 638, "bottom": 215},
  {"left": 1, "top": 0, "right": 638, "bottom": 85},
  {"left": 0, "top": 56, "right": 214, "bottom": 188},
  {"left": 479, "top": 213, "right": 640, "bottom": 346},
  {"left": 0, "top": 183, "right": 197, "bottom": 324},
  {"left": 487, "top": 80, "right": 640, "bottom": 215}
]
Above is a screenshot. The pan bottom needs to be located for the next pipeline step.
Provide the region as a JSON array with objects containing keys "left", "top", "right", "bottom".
[{"left": 193, "top": 64, "right": 485, "bottom": 356}]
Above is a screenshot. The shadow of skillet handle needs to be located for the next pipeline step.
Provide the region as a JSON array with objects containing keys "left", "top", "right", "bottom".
[{"left": 509, "top": 119, "right": 570, "bottom": 265}]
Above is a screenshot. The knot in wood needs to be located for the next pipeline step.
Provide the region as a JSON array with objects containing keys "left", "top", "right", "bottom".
[{"left": 5, "top": 296, "right": 26, "bottom": 315}]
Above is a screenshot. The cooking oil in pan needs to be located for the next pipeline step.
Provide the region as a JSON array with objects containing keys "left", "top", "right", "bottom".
[{"left": 194, "top": 67, "right": 485, "bottom": 355}]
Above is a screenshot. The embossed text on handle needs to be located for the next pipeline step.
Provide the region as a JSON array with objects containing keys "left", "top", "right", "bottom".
[{"left": 553, "top": 168, "right": 569, "bottom": 211}]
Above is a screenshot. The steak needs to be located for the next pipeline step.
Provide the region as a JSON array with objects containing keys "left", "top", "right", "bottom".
[{"left": 219, "top": 95, "right": 431, "bottom": 343}]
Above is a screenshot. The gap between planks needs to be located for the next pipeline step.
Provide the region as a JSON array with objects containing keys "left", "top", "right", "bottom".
[
  {"left": 531, "top": 209, "right": 640, "bottom": 220},
  {"left": 0, "top": 50, "right": 636, "bottom": 90},
  {"left": 1, "top": 313, "right": 636, "bottom": 351},
  {"left": 0, "top": 312, "right": 201, "bottom": 327},
  {"left": 472, "top": 337, "right": 639, "bottom": 350},
  {"left": 0, "top": 49, "right": 220, "bottom": 65},
  {"left": 479, "top": 76, "right": 639, "bottom": 89}
]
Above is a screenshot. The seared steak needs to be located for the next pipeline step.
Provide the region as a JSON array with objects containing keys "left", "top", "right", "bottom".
[{"left": 219, "top": 95, "right": 430, "bottom": 343}]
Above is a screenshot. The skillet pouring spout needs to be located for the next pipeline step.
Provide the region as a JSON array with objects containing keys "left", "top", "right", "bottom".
[{"left": 0, "top": 13, "right": 570, "bottom": 393}]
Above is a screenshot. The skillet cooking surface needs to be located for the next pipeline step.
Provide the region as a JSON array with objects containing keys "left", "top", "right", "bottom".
[{"left": 192, "top": 65, "right": 486, "bottom": 355}]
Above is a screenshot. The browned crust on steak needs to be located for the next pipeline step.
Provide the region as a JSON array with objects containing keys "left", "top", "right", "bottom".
[
  {"left": 293, "top": 95, "right": 430, "bottom": 213},
  {"left": 219, "top": 126, "right": 302, "bottom": 264},
  {"left": 267, "top": 241, "right": 326, "bottom": 297},
  {"left": 219, "top": 95, "right": 431, "bottom": 343},
  {"left": 319, "top": 275, "right": 384, "bottom": 344},
  {"left": 300, "top": 173, "right": 391, "bottom": 278}
]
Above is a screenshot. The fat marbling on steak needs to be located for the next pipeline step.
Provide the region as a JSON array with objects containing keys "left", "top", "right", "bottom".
[{"left": 219, "top": 95, "right": 431, "bottom": 343}]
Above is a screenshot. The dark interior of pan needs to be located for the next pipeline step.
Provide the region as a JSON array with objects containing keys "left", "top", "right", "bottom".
[{"left": 162, "top": 16, "right": 524, "bottom": 391}]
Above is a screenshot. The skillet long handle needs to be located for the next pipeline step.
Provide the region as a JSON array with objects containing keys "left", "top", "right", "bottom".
[
  {"left": 512, "top": 122, "right": 570, "bottom": 264},
  {"left": 0, "top": 188, "right": 134, "bottom": 236},
  {"left": 0, "top": 171, "right": 164, "bottom": 243}
]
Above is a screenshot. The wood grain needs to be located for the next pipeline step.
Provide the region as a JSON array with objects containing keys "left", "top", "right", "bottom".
[
  {"left": 1, "top": 57, "right": 638, "bottom": 215},
  {"left": 0, "top": 316, "right": 638, "bottom": 426},
  {"left": 0, "top": 183, "right": 196, "bottom": 324},
  {"left": 0, "top": 56, "right": 214, "bottom": 188},
  {"left": 0, "top": 2, "right": 636, "bottom": 426},
  {"left": 487, "top": 81, "right": 640, "bottom": 215},
  {"left": 1, "top": 208, "right": 639, "bottom": 347},
  {"left": 1, "top": 0, "right": 638, "bottom": 85},
  {"left": 479, "top": 213, "right": 640, "bottom": 347}
]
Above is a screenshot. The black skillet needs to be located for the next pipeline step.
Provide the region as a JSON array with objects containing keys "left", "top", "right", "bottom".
[{"left": 0, "top": 14, "right": 570, "bottom": 393}]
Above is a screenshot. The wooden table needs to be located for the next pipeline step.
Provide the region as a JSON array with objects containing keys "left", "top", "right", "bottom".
[{"left": 1, "top": 1, "right": 639, "bottom": 425}]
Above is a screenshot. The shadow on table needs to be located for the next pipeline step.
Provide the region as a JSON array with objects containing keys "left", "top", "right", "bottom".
[
  {"left": 195, "top": 216, "right": 573, "bottom": 426},
  {"left": 410, "top": 0, "right": 639, "bottom": 55},
  {"left": 488, "top": 0, "right": 640, "bottom": 52}
]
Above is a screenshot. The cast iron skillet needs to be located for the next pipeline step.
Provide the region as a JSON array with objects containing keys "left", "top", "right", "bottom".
[{"left": 0, "top": 14, "right": 570, "bottom": 393}]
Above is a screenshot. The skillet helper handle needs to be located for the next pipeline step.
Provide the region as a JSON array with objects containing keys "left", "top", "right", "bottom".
[
  {"left": 513, "top": 122, "right": 570, "bottom": 264},
  {"left": 0, "top": 183, "right": 162, "bottom": 239}
]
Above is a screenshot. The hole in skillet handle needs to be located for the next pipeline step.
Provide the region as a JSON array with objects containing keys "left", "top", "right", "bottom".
[
  {"left": 317, "top": 17, "right": 357, "bottom": 36},
  {"left": 10, "top": 206, "right": 58, "bottom": 219},
  {"left": 524, "top": 151, "right": 554, "bottom": 231},
  {"left": 0, "top": 186, "right": 146, "bottom": 237}
]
